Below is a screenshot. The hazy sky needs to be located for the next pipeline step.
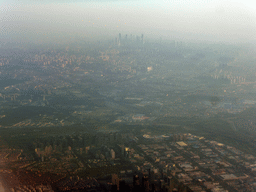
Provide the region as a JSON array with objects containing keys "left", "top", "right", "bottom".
[{"left": 1, "top": 0, "right": 256, "bottom": 43}]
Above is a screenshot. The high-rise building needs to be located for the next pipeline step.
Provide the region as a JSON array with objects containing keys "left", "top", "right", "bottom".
[
  {"left": 112, "top": 174, "right": 119, "bottom": 190},
  {"left": 118, "top": 33, "right": 122, "bottom": 46},
  {"left": 119, "top": 180, "right": 126, "bottom": 192},
  {"left": 136, "top": 36, "right": 140, "bottom": 44},
  {"left": 124, "top": 147, "right": 130, "bottom": 158},
  {"left": 142, "top": 176, "right": 150, "bottom": 192},
  {"left": 111, "top": 185, "right": 118, "bottom": 192},
  {"left": 110, "top": 149, "right": 115, "bottom": 159},
  {"left": 133, "top": 175, "right": 140, "bottom": 186},
  {"left": 148, "top": 169, "right": 151, "bottom": 182},
  {"left": 133, "top": 175, "right": 141, "bottom": 192}
]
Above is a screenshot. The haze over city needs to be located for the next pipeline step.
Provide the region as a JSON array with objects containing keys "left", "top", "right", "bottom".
[
  {"left": 1, "top": 0, "right": 256, "bottom": 43},
  {"left": 1, "top": 0, "right": 256, "bottom": 192}
]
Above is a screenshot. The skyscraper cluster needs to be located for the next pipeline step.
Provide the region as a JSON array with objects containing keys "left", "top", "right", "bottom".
[{"left": 115, "top": 33, "right": 144, "bottom": 46}]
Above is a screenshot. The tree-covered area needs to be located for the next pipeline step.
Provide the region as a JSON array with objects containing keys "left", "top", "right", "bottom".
[{"left": 0, "top": 106, "right": 63, "bottom": 126}]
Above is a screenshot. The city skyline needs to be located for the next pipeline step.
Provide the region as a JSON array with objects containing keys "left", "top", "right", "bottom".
[{"left": 1, "top": 0, "right": 256, "bottom": 43}]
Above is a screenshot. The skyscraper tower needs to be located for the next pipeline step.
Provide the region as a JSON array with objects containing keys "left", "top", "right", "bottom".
[
  {"left": 141, "top": 34, "right": 144, "bottom": 45},
  {"left": 142, "top": 176, "right": 150, "bottom": 192},
  {"left": 112, "top": 174, "right": 119, "bottom": 191},
  {"left": 133, "top": 175, "right": 140, "bottom": 187},
  {"left": 133, "top": 175, "right": 141, "bottom": 192},
  {"left": 119, "top": 180, "right": 126, "bottom": 192},
  {"left": 136, "top": 35, "right": 140, "bottom": 44},
  {"left": 117, "top": 33, "right": 122, "bottom": 47},
  {"left": 119, "top": 33, "right": 122, "bottom": 42}
]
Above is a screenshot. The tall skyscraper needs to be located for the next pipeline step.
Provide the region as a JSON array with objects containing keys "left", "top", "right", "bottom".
[
  {"left": 133, "top": 175, "right": 141, "bottom": 192},
  {"left": 136, "top": 35, "right": 140, "bottom": 44},
  {"left": 110, "top": 149, "right": 115, "bottom": 159},
  {"left": 112, "top": 174, "right": 119, "bottom": 190},
  {"left": 119, "top": 180, "right": 126, "bottom": 192},
  {"left": 119, "top": 33, "right": 122, "bottom": 42},
  {"left": 142, "top": 176, "right": 150, "bottom": 192}
]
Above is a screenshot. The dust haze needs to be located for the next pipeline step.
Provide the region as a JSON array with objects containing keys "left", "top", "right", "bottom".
[{"left": 1, "top": 0, "right": 256, "bottom": 44}]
